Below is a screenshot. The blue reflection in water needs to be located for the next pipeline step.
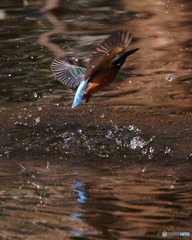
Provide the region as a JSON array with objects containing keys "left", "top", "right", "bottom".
[
  {"left": 70, "top": 231, "right": 86, "bottom": 237},
  {"left": 70, "top": 178, "right": 88, "bottom": 237},
  {"left": 72, "top": 180, "right": 87, "bottom": 203}
]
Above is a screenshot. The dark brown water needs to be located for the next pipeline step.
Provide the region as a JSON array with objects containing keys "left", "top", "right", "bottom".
[{"left": 0, "top": 0, "right": 192, "bottom": 239}]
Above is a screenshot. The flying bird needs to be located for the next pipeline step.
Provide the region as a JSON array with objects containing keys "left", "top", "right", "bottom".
[{"left": 51, "top": 30, "right": 139, "bottom": 108}]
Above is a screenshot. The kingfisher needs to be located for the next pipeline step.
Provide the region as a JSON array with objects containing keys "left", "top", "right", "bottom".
[{"left": 51, "top": 30, "right": 139, "bottom": 108}]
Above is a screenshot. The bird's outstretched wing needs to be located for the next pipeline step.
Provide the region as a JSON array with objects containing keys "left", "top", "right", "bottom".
[
  {"left": 84, "top": 30, "right": 132, "bottom": 80},
  {"left": 51, "top": 57, "right": 86, "bottom": 88}
]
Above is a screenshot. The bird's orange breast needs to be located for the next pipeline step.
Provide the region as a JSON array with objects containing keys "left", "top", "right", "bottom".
[{"left": 84, "top": 68, "right": 119, "bottom": 95}]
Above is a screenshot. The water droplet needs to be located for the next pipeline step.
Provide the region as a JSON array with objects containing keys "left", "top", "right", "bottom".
[
  {"left": 38, "top": 107, "right": 42, "bottom": 111},
  {"left": 130, "top": 136, "right": 146, "bottom": 149},
  {"left": 32, "top": 182, "right": 40, "bottom": 189},
  {"left": 128, "top": 125, "right": 134, "bottom": 131},
  {"left": 166, "top": 10, "right": 169, "bottom": 13},
  {"left": 149, "top": 147, "right": 154, "bottom": 153},
  {"left": 78, "top": 129, "right": 82, "bottom": 134},
  {"left": 33, "top": 92, "right": 38, "bottom": 98},
  {"left": 34, "top": 117, "right": 40, "bottom": 123},
  {"left": 148, "top": 154, "right": 153, "bottom": 159},
  {"left": 142, "top": 148, "right": 148, "bottom": 155},
  {"left": 101, "top": 114, "right": 105, "bottom": 118},
  {"left": 165, "top": 146, "right": 171, "bottom": 154},
  {"left": 166, "top": 75, "right": 172, "bottom": 81},
  {"left": 72, "top": 57, "right": 78, "bottom": 62}
]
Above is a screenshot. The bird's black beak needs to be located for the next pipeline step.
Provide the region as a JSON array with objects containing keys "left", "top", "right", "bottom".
[
  {"left": 124, "top": 48, "right": 140, "bottom": 58},
  {"left": 112, "top": 48, "right": 139, "bottom": 69}
]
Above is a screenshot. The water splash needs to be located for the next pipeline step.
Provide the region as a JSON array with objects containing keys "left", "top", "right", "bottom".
[{"left": 166, "top": 75, "right": 172, "bottom": 81}]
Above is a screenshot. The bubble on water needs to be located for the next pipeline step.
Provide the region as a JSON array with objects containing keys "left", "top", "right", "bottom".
[
  {"left": 166, "top": 10, "right": 169, "bottom": 14},
  {"left": 38, "top": 106, "right": 42, "bottom": 111},
  {"left": 166, "top": 75, "right": 172, "bottom": 81}
]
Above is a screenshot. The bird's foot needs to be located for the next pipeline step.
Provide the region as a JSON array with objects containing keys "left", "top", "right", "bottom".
[{"left": 85, "top": 93, "right": 93, "bottom": 103}]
